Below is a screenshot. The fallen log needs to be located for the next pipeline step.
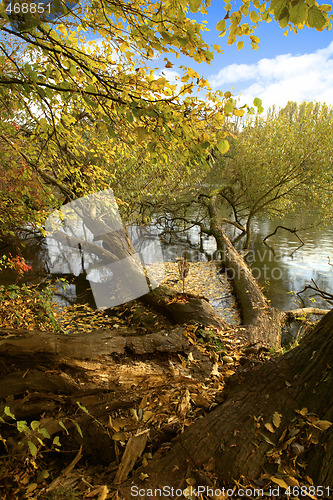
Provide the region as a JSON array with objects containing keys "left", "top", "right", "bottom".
[
  {"left": 0, "top": 325, "right": 190, "bottom": 360},
  {"left": 117, "top": 309, "right": 333, "bottom": 497},
  {"left": 206, "top": 192, "right": 283, "bottom": 347},
  {"left": 140, "top": 285, "right": 229, "bottom": 329}
]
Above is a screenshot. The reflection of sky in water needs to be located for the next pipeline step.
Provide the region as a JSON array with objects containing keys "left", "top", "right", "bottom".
[{"left": 159, "top": 213, "right": 333, "bottom": 311}]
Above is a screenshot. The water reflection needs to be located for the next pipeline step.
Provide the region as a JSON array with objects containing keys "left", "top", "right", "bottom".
[{"left": 159, "top": 213, "right": 333, "bottom": 312}]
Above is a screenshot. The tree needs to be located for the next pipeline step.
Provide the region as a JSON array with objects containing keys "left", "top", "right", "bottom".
[
  {"left": 117, "top": 308, "right": 333, "bottom": 498},
  {"left": 0, "top": 0, "right": 331, "bottom": 228},
  {"left": 0, "top": 0, "right": 332, "bottom": 497},
  {"left": 206, "top": 101, "right": 333, "bottom": 248}
]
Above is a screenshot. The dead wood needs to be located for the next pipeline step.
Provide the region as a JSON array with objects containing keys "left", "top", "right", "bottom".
[
  {"left": 282, "top": 307, "right": 331, "bottom": 324},
  {"left": 206, "top": 192, "right": 283, "bottom": 347},
  {"left": 45, "top": 446, "right": 83, "bottom": 493},
  {"left": 0, "top": 325, "right": 190, "bottom": 360},
  {"left": 116, "top": 309, "right": 333, "bottom": 497},
  {"left": 114, "top": 429, "right": 149, "bottom": 484},
  {"left": 140, "top": 285, "right": 229, "bottom": 329}
]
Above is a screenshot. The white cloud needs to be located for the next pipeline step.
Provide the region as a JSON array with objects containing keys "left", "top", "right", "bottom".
[{"left": 209, "top": 41, "right": 333, "bottom": 109}]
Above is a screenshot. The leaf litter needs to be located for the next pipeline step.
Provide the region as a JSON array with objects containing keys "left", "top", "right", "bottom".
[{"left": 0, "top": 261, "right": 309, "bottom": 499}]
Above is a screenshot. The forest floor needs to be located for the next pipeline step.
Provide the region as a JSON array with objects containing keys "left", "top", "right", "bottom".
[{"left": 0, "top": 262, "right": 275, "bottom": 499}]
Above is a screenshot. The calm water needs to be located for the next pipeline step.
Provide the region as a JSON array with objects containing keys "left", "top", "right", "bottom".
[
  {"left": 159, "top": 213, "right": 333, "bottom": 312},
  {"left": 1, "top": 213, "right": 332, "bottom": 314}
]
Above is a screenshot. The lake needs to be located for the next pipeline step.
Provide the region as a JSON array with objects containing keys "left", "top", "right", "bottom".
[
  {"left": 1, "top": 211, "right": 332, "bottom": 318},
  {"left": 158, "top": 211, "right": 333, "bottom": 312}
]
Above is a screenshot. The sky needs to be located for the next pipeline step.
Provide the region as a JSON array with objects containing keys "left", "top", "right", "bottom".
[{"left": 154, "top": 0, "right": 333, "bottom": 111}]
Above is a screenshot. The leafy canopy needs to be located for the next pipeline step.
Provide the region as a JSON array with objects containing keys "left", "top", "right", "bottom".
[
  {"left": 0, "top": 0, "right": 332, "bottom": 236},
  {"left": 213, "top": 101, "right": 333, "bottom": 228}
]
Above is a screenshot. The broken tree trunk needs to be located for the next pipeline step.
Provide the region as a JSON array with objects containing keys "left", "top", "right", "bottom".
[{"left": 118, "top": 308, "right": 333, "bottom": 497}]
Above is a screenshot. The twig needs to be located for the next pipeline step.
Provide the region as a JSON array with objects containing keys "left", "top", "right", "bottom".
[{"left": 44, "top": 446, "right": 83, "bottom": 492}]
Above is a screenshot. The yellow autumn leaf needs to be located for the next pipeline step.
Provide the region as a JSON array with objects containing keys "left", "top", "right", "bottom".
[
  {"left": 164, "top": 59, "right": 173, "bottom": 68},
  {"left": 57, "top": 25, "right": 68, "bottom": 37},
  {"left": 319, "top": 4, "right": 332, "bottom": 12},
  {"left": 186, "top": 477, "right": 196, "bottom": 485},
  {"left": 188, "top": 67, "right": 199, "bottom": 78},
  {"left": 312, "top": 420, "right": 332, "bottom": 431},
  {"left": 217, "top": 139, "right": 229, "bottom": 154},
  {"left": 271, "top": 477, "right": 289, "bottom": 489},
  {"left": 112, "top": 431, "right": 127, "bottom": 441},
  {"left": 285, "top": 476, "right": 299, "bottom": 487},
  {"left": 273, "top": 412, "right": 282, "bottom": 428},
  {"left": 142, "top": 410, "right": 153, "bottom": 422},
  {"left": 233, "top": 108, "right": 245, "bottom": 117},
  {"left": 97, "top": 485, "right": 109, "bottom": 500},
  {"left": 265, "top": 422, "right": 275, "bottom": 434}
]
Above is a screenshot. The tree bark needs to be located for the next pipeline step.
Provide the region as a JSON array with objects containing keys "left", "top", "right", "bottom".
[
  {"left": 118, "top": 308, "right": 333, "bottom": 497},
  {"left": 140, "top": 285, "right": 229, "bottom": 329},
  {"left": 207, "top": 192, "right": 283, "bottom": 347}
]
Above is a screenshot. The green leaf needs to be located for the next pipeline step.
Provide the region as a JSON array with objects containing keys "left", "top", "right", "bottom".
[
  {"left": 217, "top": 140, "right": 230, "bottom": 154},
  {"left": 74, "top": 421, "right": 83, "bottom": 438},
  {"left": 77, "top": 401, "right": 89, "bottom": 414},
  {"left": 258, "top": 431, "right": 276, "bottom": 446},
  {"left": 59, "top": 421, "right": 69, "bottom": 435},
  {"left": 28, "top": 440, "right": 38, "bottom": 458},
  {"left": 86, "top": 84, "right": 96, "bottom": 94},
  {"left": 39, "top": 427, "right": 51, "bottom": 439},
  {"left": 216, "top": 19, "right": 226, "bottom": 31},
  {"left": 147, "top": 141, "right": 157, "bottom": 152},
  {"left": 4, "top": 407, "right": 15, "bottom": 420},
  {"left": 307, "top": 5, "right": 327, "bottom": 29},
  {"left": 189, "top": 0, "right": 201, "bottom": 13},
  {"left": 36, "top": 469, "right": 50, "bottom": 483},
  {"left": 224, "top": 101, "right": 234, "bottom": 114},
  {"left": 30, "top": 420, "right": 40, "bottom": 431},
  {"left": 53, "top": 436, "right": 61, "bottom": 446},
  {"left": 290, "top": 0, "right": 307, "bottom": 24},
  {"left": 270, "top": 0, "right": 288, "bottom": 19},
  {"left": 253, "top": 97, "right": 262, "bottom": 107},
  {"left": 250, "top": 10, "right": 260, "bottom": 22},
  {"left": 17, "top": 420, "right": 29, "bottom": 433}
]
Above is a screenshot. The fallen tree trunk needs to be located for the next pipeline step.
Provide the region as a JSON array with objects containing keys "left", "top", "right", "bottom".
[
  {"left": 206, "top": 192, "right": 283, "bottom": 347},
  {"left": 140, "top": 285, "right": 229, "bottom": 329},
  {"left": 0, "top": 325, "right": 191, "bottom": 359},
  {"left": 118, "top": 308, "right": 333, "bottom": 497}
]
